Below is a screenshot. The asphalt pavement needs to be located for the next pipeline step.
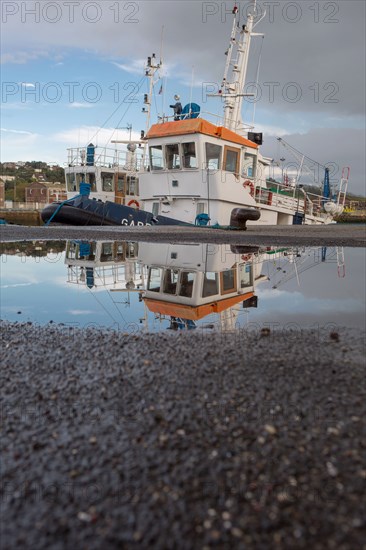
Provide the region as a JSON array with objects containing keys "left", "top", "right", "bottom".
[{"left": 1, "top": 322, "right": 365, "bottom": 549}]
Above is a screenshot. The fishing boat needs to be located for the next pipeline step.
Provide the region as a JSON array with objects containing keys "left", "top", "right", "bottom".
[{"left": 42, "top": 1, "right": 348, "bottom": 228}]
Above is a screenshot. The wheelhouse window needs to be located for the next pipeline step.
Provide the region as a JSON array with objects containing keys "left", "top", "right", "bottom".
[
  {"left": 102, "top": 172, "right": 114, "bottom": 192},
  {"left": 205, "top": 143, "right": 222, "bottom": 170},
  {"left": 220, "top": 269, "right": 237, "bottom": 295},
  {"left": 223, "top": 146, "right": 240, "bottom": 175},
  {"left": 150, "top": 145, "right": 164, "bottom": 170},
  {"left": 202, "top": 272, "right": 219, "bottom": 298},
  {"left": 182, "top": 142, "right": 197, "bottom": 169},
  {"left": 179, "top": 271, "right": 195, "bottom": 298},
  {"left": 165, "top": 144, "right": 181, "bottom": 170},
  {"left": 163, "top": 269, "right": 179, "bottom": 295},
  {"left": 243, "top": 152, "right": 257, "bottom": 178},
  {"left": 148, "top": 268, "right": 162, "bottom": 292}
]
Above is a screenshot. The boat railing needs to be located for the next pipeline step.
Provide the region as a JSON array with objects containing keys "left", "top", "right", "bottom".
[
  {"left": 254, "top": 182, "right": 329, "bottom": 218},
  {"left": 66, "top": 146, "right": 144, "bottom": 171},
  {"left": 67, "top": 263, "right": 145, "bottom": 289}
]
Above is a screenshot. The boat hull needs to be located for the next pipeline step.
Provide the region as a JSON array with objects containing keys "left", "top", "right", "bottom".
[
  {"left": 41, "top": 196, "right": 192, "bottom": 226},
  {"left": 41, "top": 196, "right": 260, "bottom": 229}
]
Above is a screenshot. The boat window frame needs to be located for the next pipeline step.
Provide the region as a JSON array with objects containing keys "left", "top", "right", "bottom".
[
  {"left": 220, "top": 268, "right": 237, "bottom": 295},
  {"left": 149, "top": 144, "right": 164, "bottom": 171},
  {"left": 165, "top": 143, "right": 181, "bottom": 170},
  {"left": 178, "top": 271, "right": 196, "bottom": 298},
  {"left": 242, "top": 150, "right": 257, "bottom": 179},
  {"left": 182, "top": 141, "right": 198, "bottom": 169},
  {"left": 202, "top": 272, "right": 219, "bottom": 298},
  {"left": 127, "top": 175, "right": 138, "bottom": 196},
  {"left": 101, "top": 171, "right": 115, "bottom": 192},
  {"left": 239, "top": 263, "right": 252, "bottom": 288},
  {"left": 205, "top": 142, "right": 222, "bottom": 170},
  {"left": 162, "top": 268, "right": 180, "bottom": 295},
  {"left": 147, "top": 267, "right": 163, "bottom": 292},
  {"left": 223, "top": 145, "right": 240, "bottom": 176}
]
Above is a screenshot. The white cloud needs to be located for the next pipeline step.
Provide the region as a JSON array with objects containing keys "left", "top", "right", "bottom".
[
  {"left": 68, "top": 309, "right": 96, "bottom": 316},
  {"left": 53, "top": 125, "right": 141, "bottom": 147},
  {"left": 68, "top": 102, "right": 94, "bottom": 109},
  {"left": 1, "top": 283, "right": 33, "bottom": 289},
  {"left": 1, "top": 128, "right": 35, "bottom": 135},
  {"left": 112, "top": 59, "right": 145, "bottom": 75},
  {"left": 255, "top": 124, "right": 291, "bottom": 137},
  {"left": 1, "top": 50, "right": 50, "bottom": 64}
]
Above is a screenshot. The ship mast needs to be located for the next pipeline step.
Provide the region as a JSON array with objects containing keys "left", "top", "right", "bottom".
[
  {"left": 112, "top": 53, "right": 162, "bottom": 170},
  {"left": 220, "top": 0, "right": 264, "bottom": 134},
  {"left": 141, "top": 53, "right": 162, "bottom": 167}
]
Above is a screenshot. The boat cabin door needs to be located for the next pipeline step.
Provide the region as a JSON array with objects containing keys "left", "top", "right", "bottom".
[{"left": 114, "top": 173, "right": 126, "bottom": 205}]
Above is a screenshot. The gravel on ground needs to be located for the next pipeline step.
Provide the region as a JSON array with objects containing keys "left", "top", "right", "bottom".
[{"left": 1, "top": 322, "right": 365, "bottom": 549}]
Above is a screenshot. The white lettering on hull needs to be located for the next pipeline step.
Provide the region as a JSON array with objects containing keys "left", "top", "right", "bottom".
[{"left": 121, "top": 219, "right": 151, "bottom": 226}]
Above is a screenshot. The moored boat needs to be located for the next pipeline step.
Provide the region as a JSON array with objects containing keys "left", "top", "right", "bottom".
[{"left": 42, "top": 0, "right": 349, "bottom": 228}]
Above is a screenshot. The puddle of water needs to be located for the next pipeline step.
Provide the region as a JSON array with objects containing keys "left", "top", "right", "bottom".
[{"left": 1, "top": 240, "right": 365, "bottom": 334}]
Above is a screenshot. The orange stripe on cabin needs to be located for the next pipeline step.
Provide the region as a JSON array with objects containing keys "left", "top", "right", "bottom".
[
  {"left": 144, "top": 292, "right": 254, "bottom": 321},
  {"left": 147, "top": 119, "right": 258, "bottom": 149}
]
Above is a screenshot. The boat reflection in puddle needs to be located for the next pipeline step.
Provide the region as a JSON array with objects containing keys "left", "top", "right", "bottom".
[
  {"left": 66, "top": 240, "right": 145, "bottom": 294},
  {"left": 61, "top": 240, "right": 352, "bottom": 332},
  {"left": 2, "top": 239, "right": 361, "bottom": 331}
]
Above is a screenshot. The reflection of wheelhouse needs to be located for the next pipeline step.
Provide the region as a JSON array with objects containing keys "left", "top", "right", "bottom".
[
  {"left": 141, "top": 243, "right": 259, "bottom": 331},
  {"left": 65, "top": 144, "right": 141, "bottom": 206},
  {"left": 65, "top": 241, "right": 144, "bottom": 290}
]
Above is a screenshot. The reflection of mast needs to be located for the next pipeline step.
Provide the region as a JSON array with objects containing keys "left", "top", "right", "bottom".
[
  {"left": 219, "top": 303, "right": 242, "bottom": 332},
  {"left": 260, "top": 246, "right": 346, "bottom": 288},
  {"left": 337, "top": 247, "right": 345, "bottom": 278}
]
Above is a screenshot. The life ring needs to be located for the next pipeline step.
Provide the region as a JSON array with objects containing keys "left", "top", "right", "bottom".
[
  {"left": 243, "top": 179, "right": 254, "bottom": 196},
  {"left": 241, "top": 254, "right": 250, "bottom": 261},
  {"left": 127, "top": 199, "right": 140, "bottom": 209}
]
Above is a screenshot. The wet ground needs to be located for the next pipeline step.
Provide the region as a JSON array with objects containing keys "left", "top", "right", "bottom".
[{"left": 1, "top": 223, "right": 366, "bottom": 247}]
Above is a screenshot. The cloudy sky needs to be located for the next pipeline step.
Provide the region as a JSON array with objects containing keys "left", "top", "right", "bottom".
[{"left": 1, "top": 0, "right": 365, "bottom": 194}]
